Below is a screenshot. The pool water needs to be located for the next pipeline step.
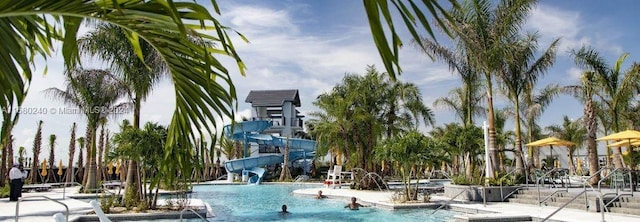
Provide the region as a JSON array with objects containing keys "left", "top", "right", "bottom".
[{"left": 187, "top": 184, "right": 457, "bottom": 221}]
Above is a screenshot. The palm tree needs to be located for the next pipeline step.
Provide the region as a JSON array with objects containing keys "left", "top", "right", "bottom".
[
  {"left": 522, "top": 84, "right": 560, "bottom": 168},
  {"left": 46, "top": 69, "right": 129, "bottom": 191},
  {"left": 445, "top": 0, "right": 538, "bottom": 177},
  {"left": 1, "top": 0, "right": 246, "bottom": 189},
  {"left": 546, "top": 116, "right": 587, "bottom": 174},
  {"left": 497, "top": 34, "right": 559, "bottom": 174},
  {"left": 48, "top": 134, "right": 57, "bottom": 182},
  {"left": 571, "top": 46, "right": 640, "bottom": 168},
  {"left": 30, "top": 120, "right": 44, "bottom": 184},
  {"left": 78, "top": 24, "right": 168, "bottom": 198},
  {"left": 564, "top": 71, "right": 600, "bottom": 184},
  {"left": 363, "top": 0, "right": 456, "bottom": 79},
  {"left": 67, "top": 123, "right": 77, "bottom": 184},
  {"left": 76, "top": 137, "right": 85, "bottom": 183}
]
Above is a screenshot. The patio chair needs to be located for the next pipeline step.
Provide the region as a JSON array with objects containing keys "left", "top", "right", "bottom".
[
  {"left": 324, "top": 165, "right": 342, "bottom": 189},
  {"left": 612, "top": 171, "right": 626, "bottom": 190}
]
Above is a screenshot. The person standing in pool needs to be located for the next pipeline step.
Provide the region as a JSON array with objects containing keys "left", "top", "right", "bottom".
[
  {"left": 345, "top": 197, "right": 368, "bottom": 210},
  {"left": 280, "top": 204, "right": 290, "bottom": 214},
  {"left": 315, "top": 190, "right": 327, "bottom": 199}
]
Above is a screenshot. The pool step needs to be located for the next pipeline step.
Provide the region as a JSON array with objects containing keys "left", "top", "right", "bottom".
[{"left": 505, "top": 188, "right": 640, "bottom": 216}]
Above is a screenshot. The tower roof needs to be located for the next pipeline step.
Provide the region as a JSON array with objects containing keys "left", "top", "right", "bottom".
[{"left": 245, "top": 89, "right": 301, "bottom": 107}]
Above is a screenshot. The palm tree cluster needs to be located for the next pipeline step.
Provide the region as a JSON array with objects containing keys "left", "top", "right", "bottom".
[{"left": 308, "top": 66, "right": 434, "bottom": 189}]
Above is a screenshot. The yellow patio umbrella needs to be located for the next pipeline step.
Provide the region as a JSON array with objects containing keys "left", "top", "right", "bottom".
[
  {"left": 577, "top": 158, "right": 583, "bottom": 171},
  {"left": 598, "top": 130, "right": 640, "bottom": 167},
  {"left": 606, "top": 139, "right": 640, "bottom": 147},
  {"left": 40, "top": 159, "right": 47, "bottom": 177},
  {"left": 115, "top": 161, "right": 121, "bottom": 175},
  {"left": 526, "top": 137, "right": 575, "bottom": 169},
  {"left": 597, "top": 130, "right": 640, "bottom": 141},
  {"left": 107, "top": 162, "right": 114, "bottom": 175},
  {"left": 57, "top": 160, "right": 63, "bottom": 176}
]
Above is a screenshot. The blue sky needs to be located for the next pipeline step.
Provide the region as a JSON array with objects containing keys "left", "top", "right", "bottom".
[{"left": 11, "top": 0, "right": 640, "bottom": 165}]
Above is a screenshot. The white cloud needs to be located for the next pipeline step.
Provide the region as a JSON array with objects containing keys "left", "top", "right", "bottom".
[
  {"left": 526, "top": 4, "right": 622, "bottom": 56},
  {"left": 567, "top": 67, "right": 583, "bottom": 80}
]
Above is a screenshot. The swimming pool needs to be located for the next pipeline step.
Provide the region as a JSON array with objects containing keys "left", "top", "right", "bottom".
[{"left": 187, "top": 184, "right": 457, "bottom": 221}]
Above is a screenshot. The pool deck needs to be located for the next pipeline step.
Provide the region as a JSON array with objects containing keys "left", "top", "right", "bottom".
[
  {"left": 293, "top": 185, "right": 640, "bottom": 222},
  {"left": 1, "top": 186, "right": 210, "bottom": 222},
  {"left": 4, "top": 182, "right": 640, "bottom": 222}
]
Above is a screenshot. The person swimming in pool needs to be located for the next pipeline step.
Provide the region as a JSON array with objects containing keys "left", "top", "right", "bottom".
[
  {"left": 344, "top": 197, "right": 368, "bottom": 210},
  {"left": 280, "top": 204, "right": 290, "bottom": 214},
  {"left": 315, "top": 190, "right": 327, "bottom": 199}
]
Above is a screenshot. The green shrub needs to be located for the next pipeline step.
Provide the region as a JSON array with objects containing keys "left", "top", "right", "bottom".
[{"left": 0, "top": 184, "right": 9, "bottom": 198}]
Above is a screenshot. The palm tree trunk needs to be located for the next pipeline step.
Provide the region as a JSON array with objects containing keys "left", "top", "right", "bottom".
[
  {"left": 613, "top": 147, "right": 624, "bottom": 169},
  {"left": 486, "top": 83, "right": 499, "bottom": 177},
  {"left": 85, "top": 125, "right": 99, "bottom": 191},
  {"left": 82, "top": 127, "right": 92, "bottom": 186},
  {"left": 125, "top": 97, "right": 142, "bottom": 201},
  {"left": 586, "top": 101, "right": 599, "bottom": 185},
  {"left": 465, "top": 152, "right": 473, "bottom": 178},
  {"left": 568, "top": 149, "right": 576, "bottom": 175},
  {"left": 279, "top": 139, "right": 291, "bottom": 182},
  {"left": 514, "top": 103, "right": 525, "bottom": 174}
]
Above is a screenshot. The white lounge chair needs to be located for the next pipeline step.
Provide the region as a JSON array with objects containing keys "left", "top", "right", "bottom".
[
  {"left": 324, "top": 165, "right": 342, "bottom": 189},
  {"left": 90, "top": 200, "right": 112, "bottom": 222},
  {"left": 52, "top": 213, "right": 66, "bottom": 222}
]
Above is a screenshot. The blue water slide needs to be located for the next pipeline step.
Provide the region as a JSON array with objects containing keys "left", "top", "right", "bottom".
[
  {"left": 225, "top": 155, "right": 284, "bottom": 173},
  {"left": 271, "top": 137, "right": 316, "bottom": 153},
  {"left": 223, "top": 120, "right": 272, "bottom": 140},
  {"left": 246, "top": 167, "right": 266, "bottom": 184}
]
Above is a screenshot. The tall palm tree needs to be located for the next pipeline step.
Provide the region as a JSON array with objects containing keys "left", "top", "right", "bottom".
[
  {"left": 30, "top": 120, "right": 44, "bottom": 184},
  {"left": 445, "top": 0, "right": 538, "bottom": 176},
  {"left": 522, "top": 84, "right": 560, "bottom": 168},
  {"left": 78, "top": 24, "right": 167, "bottom": 198},
  {"left": 46, "top": 69, "right": 129, "bottom": 191},
  {"left": 48, "top": 134, "right": 57, "bottom": 182},
  {"left": 497, "top": 34, "right": 559, "bottom": 174},
  {"left": 1, "top": 0, "right": 246, "bottom": 189},
  {"left": 546, "top": 116, "right": 587, "bottom": 174},
  {"left": 67, "top": 123, "right": 77, "bottom": 184},
  {"left": 571, "top": 46, "right": 640, "bottom": 168},
  {"left": 564, "top": 71, "right": 600, "bottom": 184}
]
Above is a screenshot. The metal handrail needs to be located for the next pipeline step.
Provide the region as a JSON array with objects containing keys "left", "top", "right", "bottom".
[
  {"left": 582, "top": 167, "right": 614, "bottom": 211},
  {"left": 179, "top": 208, "right": 207, "bottom": 221},
  {"left": 604, "top": 193, "right": 633, "bottom": 208},
  {"left": 499, "top": 168, "right": 519, "bottom": 201},
  {"left": 501, "top": 186, "right": 524, "bottom": 202},
  {"left": 542, "top": 189, "right": 607, "bottom": 222},
  {"left": 15, "top": 196, "right": 69, "bottom": 222},
  {"left": 539, "top": 190, "right": 567, "bottom": 205},
  {"left": 536, "top": 168, "right": 568, "bottom": 205},
  {"left": 431, "top": 188, "right": 467, "bottom": 215},
  {"left": 428, "top": 170, "right": 451, "bottom": 180}
]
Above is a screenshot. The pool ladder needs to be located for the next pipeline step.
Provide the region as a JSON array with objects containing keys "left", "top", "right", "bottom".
[{"left": 180, "top": 208, "right": 208, "bottom": 221}]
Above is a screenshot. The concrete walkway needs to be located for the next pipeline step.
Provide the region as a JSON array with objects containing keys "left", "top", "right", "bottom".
[
  {"left": 1, "top": 186, "right": 210, "bottom": 222},
  {"left": 1, "top": 187, "right": 92, "bottom": 222}
]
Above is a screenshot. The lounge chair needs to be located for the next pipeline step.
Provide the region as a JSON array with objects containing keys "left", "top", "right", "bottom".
[
  {"left": 324, "top": 165, "right": 342, "bottom": 189},
  {"left": 90, "top": 200, "right": 112, "bottom": 222},
  {"left": 52, "top": 213, "right": 66, "bottom": 222}
]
